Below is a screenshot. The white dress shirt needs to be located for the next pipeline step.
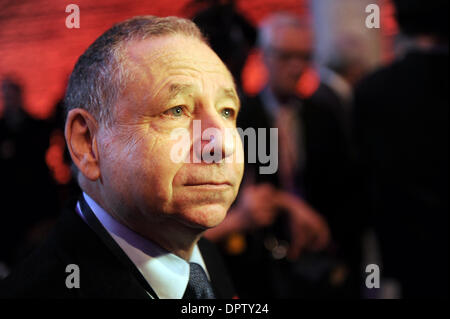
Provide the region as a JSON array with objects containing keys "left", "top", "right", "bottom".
[{"left": 76, "top": 192, "right": 209, "bottom": 299}]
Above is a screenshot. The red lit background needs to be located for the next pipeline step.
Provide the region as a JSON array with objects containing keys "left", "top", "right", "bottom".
[{"left": 0, "top": 0, "right": 395, "bottom": 119}]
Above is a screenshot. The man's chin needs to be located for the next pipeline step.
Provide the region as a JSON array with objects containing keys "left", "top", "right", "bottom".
[{"left": 177, "top": 204, "right": 229, "bottom": 230}]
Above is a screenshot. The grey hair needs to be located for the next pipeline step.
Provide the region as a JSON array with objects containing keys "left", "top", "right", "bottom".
[
  {"left": 258, "top": 12, "right": 310, "bottom": 50},
  {"left": 64, "top": 15, "right": 206, "bottom": 127}
]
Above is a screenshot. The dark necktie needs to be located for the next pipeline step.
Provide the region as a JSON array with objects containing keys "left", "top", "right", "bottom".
[{"left": 183, "top": 262, "right": 216, "bottom": 299}]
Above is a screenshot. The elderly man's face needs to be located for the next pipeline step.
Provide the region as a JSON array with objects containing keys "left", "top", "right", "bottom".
[
  {"left": 263, "top": 25, "right": 313, "bottom": 97},
  {"left": 97, "top": 35, "right": 244, "bottom": 230}
]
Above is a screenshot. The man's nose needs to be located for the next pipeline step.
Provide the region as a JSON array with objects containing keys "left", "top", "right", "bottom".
[{"left": 193, "top": 111, "right": 235, "bottom": 163}]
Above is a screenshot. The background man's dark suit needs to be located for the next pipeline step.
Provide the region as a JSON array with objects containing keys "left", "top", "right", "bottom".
[
  {"left": 354, "top": 50, "right": 449, "bottom": 298},
  {"left": 239, "top": 94, "right": 351, "bottom": 222},
  {"left": 0, "top": 198, "right": 236, "bottom": 299},
  {"left": 219, "top": 93, "right": 361, "bottom": 298}
]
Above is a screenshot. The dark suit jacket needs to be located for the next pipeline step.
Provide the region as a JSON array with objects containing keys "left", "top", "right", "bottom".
[
  {"left": 222, "top": 92, "right": 360, "bottom": 298},
  {"left": 0, "top": 198, "right": 236, "bottom": 299},
  {"left": 353, "top": 51, "right": 448, "bottom": 298},
  {"left": 238, "top": 93, "right": 352, "bottom": 237}
]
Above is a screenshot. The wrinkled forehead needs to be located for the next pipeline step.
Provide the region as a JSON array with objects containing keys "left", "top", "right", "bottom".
[{"left": 124, "top": 35, "right": 234, "bottom": 86}]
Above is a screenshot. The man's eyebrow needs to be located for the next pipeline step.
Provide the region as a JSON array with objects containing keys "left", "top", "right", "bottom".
[
  {"left": 166, "top": 83, "right": 196, "bottom": 101},
  {"left": 218, "top": 87, "right": 241, "bottom": 110},
  {"left": 164, "top": 84, "right": 240, "bottom": 109}
]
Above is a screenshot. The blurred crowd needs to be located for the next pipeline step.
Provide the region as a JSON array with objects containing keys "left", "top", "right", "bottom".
[
  {"left": 0, "top": 79, "right": 80, "bottom": 276},
  {"left": 0, "top": 0, "right": 448, "bottom": 298}
]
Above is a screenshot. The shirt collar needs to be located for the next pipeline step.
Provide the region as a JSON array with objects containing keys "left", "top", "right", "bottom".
[{"left": 77, "top": 192, "right": 209, "bottom": 299}]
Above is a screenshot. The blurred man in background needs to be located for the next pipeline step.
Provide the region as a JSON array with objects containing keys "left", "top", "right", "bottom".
[
  {"left": 354, "top": 0, "right": 448, "bottom": 298},
  {"left": 318, "top": 34, "right": 370, "bottom": 142}
]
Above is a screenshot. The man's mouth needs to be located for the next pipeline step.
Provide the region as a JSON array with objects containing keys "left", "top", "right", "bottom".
[{"left": 184, "top": 181, "right": 232, "bottom": 188}]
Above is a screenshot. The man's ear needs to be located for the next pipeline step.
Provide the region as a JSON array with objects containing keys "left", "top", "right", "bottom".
[{"left": 65, "top": 108, "right": 100, "bottom": 181}]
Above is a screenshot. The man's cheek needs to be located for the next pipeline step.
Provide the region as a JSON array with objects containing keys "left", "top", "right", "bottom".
[{"left": 148, "top": 155, "right": 184, "bottom": 202}]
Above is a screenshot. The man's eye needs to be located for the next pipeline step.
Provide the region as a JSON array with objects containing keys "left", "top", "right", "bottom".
[
  {"left": 164, "top": 105, "right": 184, "bottom": 117},
  {"left": 221, "top": 108, "right": 235, "bottom": 119}
]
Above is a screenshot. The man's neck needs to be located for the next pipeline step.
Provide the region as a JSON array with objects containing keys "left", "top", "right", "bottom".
[
  {"left": 109, "top": 210, "right": 203, "bottom": 261},
  {"left": 81, "top": 187, "right": 204, "bottom": 261},
  {"left": 131, "top": 218, "right": 204, "bottom": 261}
]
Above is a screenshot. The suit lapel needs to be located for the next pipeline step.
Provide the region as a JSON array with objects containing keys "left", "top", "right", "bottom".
[
  {"left": 76, "top": 195, "right": 159, "bottom": 299},
  {"left": 71, "top": 196, "right": 235, "bottom": 299}
]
